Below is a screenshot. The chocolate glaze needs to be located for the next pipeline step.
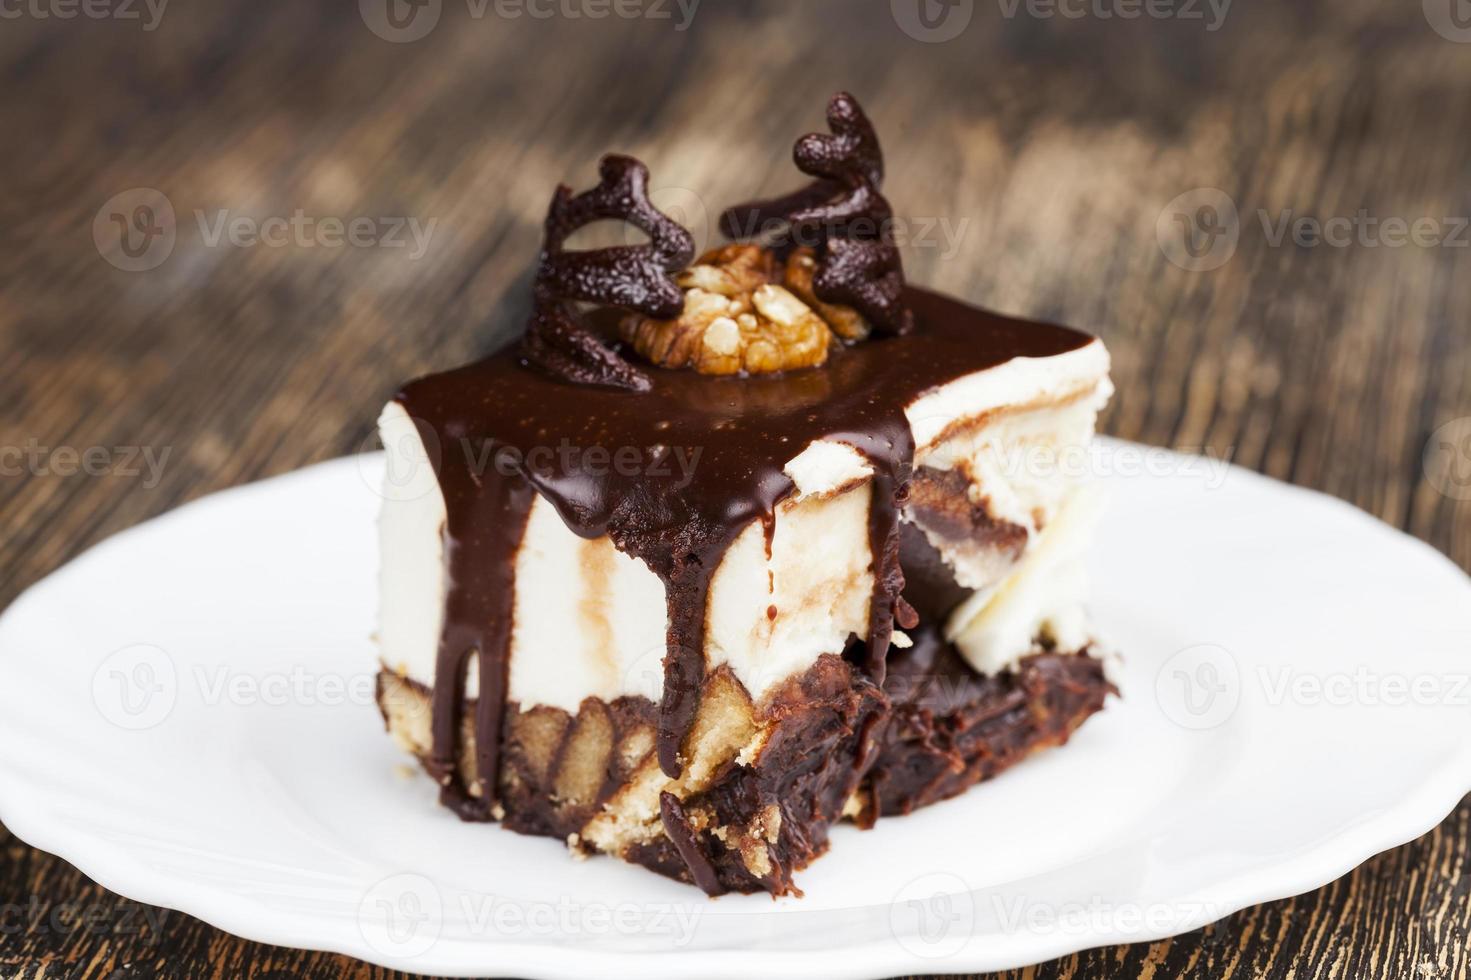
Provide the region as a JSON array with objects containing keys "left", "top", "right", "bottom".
[
  {"left": 396, "top": 287, "right": 1092, "bottom": 813},
  {"left": 423, "top": 455, "right": 533, "bottom": 820},
  {"left": 658, "top": 792, "right": 724, "bottom": 895}
]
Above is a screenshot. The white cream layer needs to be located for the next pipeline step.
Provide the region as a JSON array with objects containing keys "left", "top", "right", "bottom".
[
  {"left": 376, "top": 338, "right": 1112, "bottom": 709},
  {"left": 945, "top": 483, "right": 1103, "bottom": 674}
]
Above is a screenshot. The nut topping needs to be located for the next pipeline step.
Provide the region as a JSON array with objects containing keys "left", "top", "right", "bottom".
[
  {"left": 719, "top": 92, "right": 913, "bottom": 336},
  {"left": 621, "top": 244, "right": 841, "bottom": 376},
  {"left": 783, "top": 248, "right": 870, "bottom": 342}
]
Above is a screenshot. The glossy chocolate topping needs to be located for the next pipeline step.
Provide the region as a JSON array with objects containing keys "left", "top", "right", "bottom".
[{"left": 396, "top": 287, "right": 1092, "bottom": 817}]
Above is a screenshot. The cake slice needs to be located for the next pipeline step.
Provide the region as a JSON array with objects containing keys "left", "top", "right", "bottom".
[{"left": 374, "top": 93, "right": 1115, "bottom": 896}]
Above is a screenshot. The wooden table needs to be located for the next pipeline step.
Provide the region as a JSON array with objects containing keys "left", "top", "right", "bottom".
[{"left": 3, "top": 1, "right": 1469, "bottom": 976}]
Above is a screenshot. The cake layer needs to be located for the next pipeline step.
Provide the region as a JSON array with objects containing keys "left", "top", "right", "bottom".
[
  {"left": 378, "top": 653, "right": 885, "bottom": 896},
  {"left": 941, "top": 482, "right": 1103, "bottom": 674},
  {"left": 375, "top": 625, "right": 1112, "bottom": 895},
  {"left": 377, "top": 333, "right": 1111, "bottom": 714}
]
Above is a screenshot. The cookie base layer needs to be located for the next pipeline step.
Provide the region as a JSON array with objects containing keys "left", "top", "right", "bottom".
[
  {"left": 377, "top": 654, "right": 885, "bottom": 896},
  {"left": 376, "top": 631, "right": 1112, "bottom": 895}
]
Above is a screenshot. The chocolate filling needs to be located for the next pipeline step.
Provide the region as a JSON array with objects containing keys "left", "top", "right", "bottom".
[
  {"left": 897, "top": 522, "right": 972, "bottom": 624},
  {"left": 862, "top": 629, "right": 1115, "bottom": 820},
  {"left": 909, "top": 465, "right": 1031, "bottom": 558}
]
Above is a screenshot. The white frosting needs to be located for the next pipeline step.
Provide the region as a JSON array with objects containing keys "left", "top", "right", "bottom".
[
  {"left": 946, "top": 483, "right": 1103, "bottom": 675},
  {"left": 508, "top": 498, "right": 667, "bottom": 711},
  {"left": 906, "top": 341, "right": 1111, "bottom": 452},
  {"left": 705, "top": 481, "right": 873, "bottom": 701},
  {"left": 783, "top": 440, "right": 872, "bottom": 495},
  {"left": 375, "top": 338, "right": 1113, "bottom": 712},
  {"left": 377, "top": 402, "right": 448, "bottom": 684},
  {"left": 378, "top": 402, "right": 874, "bottom": 712},
  {"left": 912, "top": 373, "right": 1113, "bottom": 592}
]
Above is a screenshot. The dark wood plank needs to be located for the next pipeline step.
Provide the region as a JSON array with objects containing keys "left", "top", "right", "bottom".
[{"left": 2, "top": 1, "right": 1468, "bottom": 977}]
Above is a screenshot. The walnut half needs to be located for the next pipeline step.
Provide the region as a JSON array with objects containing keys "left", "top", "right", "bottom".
[
  {"left": 620, "top": 244, "right": 869, "bottom": 376},
  {"left": 782, "top": 248, "right": 871, "bottom": 343}
]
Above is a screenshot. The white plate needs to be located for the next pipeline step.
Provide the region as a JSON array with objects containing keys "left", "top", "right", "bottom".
[{"left": 1, "top": 440, "right": 1469, "bottom": 978}]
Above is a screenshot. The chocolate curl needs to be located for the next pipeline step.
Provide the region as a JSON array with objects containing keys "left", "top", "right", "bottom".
[
  {"left": 523, "top": 154, "right": 695, "bottom": 390},
  {"left": 720, "top": 92, "right": 913, "bottom": 335}
]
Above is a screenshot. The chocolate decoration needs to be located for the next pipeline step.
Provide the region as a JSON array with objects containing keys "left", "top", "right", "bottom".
[
  {"left": 813, "top": 235, "right": 911, "bottom": 337},
  {"left": 520, "top": 299, "right": 651, "bottom": 392},
  {"left": 720, "top": 92, "right": 913, "bottom": 335},
  {"left": 521, "top": 154, "right": 694, "bottom": 391},
  {"left": 397, "top": 286, "right": 1092, "bottom": 813},
  {"left": 536, "top": 154, "right": 694, "bottom": 318}
]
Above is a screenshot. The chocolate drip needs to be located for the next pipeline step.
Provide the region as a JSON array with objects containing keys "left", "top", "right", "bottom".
[
  {"left": 816, "top": 423, "right": 914, "bottom": 685},
  {"left": 425, "top": 448, "right": 534, "bottom": 819},
  {"left": 398, "top": 287, "right": 1092, "bottom": 812},
  {"left": 658, "top": 572, "right": 712, "bottom": 777},
  {"left": 658, "top": 791, "right": 724, "bottom": 896},
  {"left": 865, "top": 468, "right": 905, "bottom": 684}
]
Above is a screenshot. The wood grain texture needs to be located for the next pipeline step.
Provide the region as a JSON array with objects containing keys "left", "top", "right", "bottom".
[{"left": 2, "top": 1, "right": 1469, "bottom": 977}]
